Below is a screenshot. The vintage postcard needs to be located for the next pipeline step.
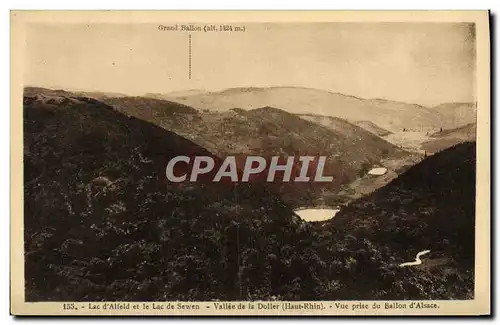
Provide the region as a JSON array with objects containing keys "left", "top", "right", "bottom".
[{"left": 10, "top": 11, "right": 490, "bottom": 316}]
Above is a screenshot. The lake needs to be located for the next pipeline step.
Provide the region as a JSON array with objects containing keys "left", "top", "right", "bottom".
[
  {"left": 368, "top": 167, "right": 388, "bottom": 176},
  {"left": 294, "top": 208, "right": 340, "bottom": 222}
]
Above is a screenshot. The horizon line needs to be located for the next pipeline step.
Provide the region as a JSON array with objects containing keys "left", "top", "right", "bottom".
[{"left": 23, "top": 84, "right": 476, "bottom": 109}]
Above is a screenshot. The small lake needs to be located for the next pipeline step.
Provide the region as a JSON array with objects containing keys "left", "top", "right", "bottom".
[
  {"left": 368, "top": 167, "right": 388, "bottom": 176},
  {"left": 294, "top": 208, "right": 340, "bottom": 222}
]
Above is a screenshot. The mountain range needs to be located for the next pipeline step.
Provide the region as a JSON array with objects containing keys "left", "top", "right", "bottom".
[{"left": 152, "top": 86, "right": 476, "bottom": 132}]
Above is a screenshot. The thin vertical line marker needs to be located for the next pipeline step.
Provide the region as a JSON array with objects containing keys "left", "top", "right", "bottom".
[{"left": 188, "top": 34, "right": 192, "bottom": 80}]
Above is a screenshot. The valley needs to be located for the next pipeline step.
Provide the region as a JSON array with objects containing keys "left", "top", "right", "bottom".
[{"left": 42, "top": 89, "right": 409, "bottom": 208}]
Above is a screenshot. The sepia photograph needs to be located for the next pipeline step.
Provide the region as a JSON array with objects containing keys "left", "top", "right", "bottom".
[{"left": 10, "top": 10, "right": 491, "bottom": 316}]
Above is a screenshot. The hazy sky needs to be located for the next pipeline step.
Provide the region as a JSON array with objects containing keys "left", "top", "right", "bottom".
[{"left": 24, "top": 22, "right": 476, "bottom": 106}]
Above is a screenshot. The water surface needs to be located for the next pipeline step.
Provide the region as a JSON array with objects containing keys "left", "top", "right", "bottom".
[
  {"left": 368, "top": 167, "right": 388, "bottom": 176},
  {"left": 294, "top": 208, "right": 340, "bottom": 222}
]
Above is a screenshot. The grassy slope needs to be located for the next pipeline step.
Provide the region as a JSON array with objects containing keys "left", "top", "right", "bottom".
[
  {"left": 300, "top": 114, "right": 392, "bottom": 137},
  {"left": 422, "top": 123, "right": 476, "bottom": 153},
  {"left": 354, "top": 120, "right": 393, "bottom": 137}
]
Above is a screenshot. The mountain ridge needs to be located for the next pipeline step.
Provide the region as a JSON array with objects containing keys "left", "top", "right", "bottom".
[{"left": 162, "top": 86, "right": 476, "bottom": 132}]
